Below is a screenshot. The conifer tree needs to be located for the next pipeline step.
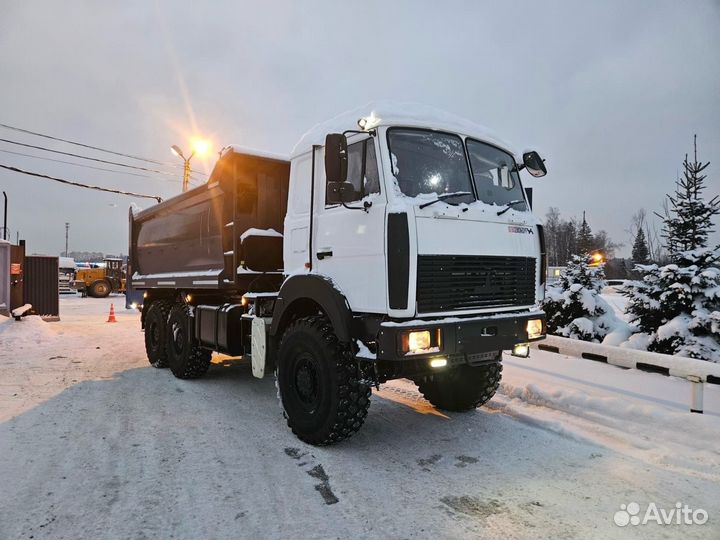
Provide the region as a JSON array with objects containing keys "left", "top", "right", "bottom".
[
  {"left": 660, "top": 135, "right": 719, "bottom": 259},
  {"left": 543, "top": 254, "right": 621, "bottom": 342},
  {"left": 631, "top": 228, "right": 650, "bottom": 264},
  {"left": 623, "top": 136, "right": 720, "bottom": 361},
  {"left": 576, "top": 211, "right": 594, "bottom": 255}
]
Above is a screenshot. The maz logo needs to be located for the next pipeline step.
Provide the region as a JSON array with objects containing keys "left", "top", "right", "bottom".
[{"left": 508, "top": 226, "right": 534, "bottom": 234}]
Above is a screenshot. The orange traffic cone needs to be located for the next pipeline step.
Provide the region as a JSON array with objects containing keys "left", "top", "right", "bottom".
[{"left": 107, "top": 303, "right": 117, "bottom": 323}]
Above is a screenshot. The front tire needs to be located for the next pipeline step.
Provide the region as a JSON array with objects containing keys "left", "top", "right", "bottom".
[
  {"left": 89, "top": 280, "right": 111, "bottom": 298},
  {"left": 417, "top": 359, "right": 503, "bottom": 412},
  {"left": 166, "top": 303, "right": 212, "bottom": 379},
  {"left": 277, "top": 316, "right": 371, "bottom": 445},
  {"left": 144, "top": 300, "right": 171, "bottom": 368}
]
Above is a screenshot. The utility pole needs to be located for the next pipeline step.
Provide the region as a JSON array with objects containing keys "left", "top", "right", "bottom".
[
  {"left": 2, "top": 191, "right": 7, "bottom": 241},
  {"left": 64, "top": 222, "right": 69, "bottom": 257},
  {"left": 182, "top": 159, "right": 191, "bottom": 193}
]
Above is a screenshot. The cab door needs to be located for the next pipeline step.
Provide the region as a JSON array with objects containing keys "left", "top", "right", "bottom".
[{"left": 314, "top": 135, "right": 387, "bottom": 313}]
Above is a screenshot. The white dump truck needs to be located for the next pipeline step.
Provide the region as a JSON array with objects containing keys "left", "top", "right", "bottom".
[{"left": 129, "top": 104, "right": 548, "bottom": 445}]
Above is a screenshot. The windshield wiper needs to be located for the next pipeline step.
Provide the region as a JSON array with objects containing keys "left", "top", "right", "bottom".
[
  {"left": 418, "top": 191, "right": 472, "bottom": 209},
  {"left": 496, "top": 199, "right": 526, "bottom": 216}
]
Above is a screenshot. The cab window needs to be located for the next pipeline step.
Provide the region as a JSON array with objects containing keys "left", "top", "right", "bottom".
[{"left": 328, "top": 138, "right": 380, "bottom": 205}]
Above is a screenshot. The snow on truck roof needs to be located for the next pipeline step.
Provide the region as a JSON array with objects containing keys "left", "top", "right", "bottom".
[
  {"left": 291, "top": 101, "right": 520, "bottom": 159},
  {"left": 216, "top": 102, "right": 520, "bottom": 164}
]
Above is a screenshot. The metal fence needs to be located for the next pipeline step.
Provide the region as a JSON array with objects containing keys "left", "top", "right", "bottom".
[{"left": 23, "top": 256, "right": 59, "bottom": 318}]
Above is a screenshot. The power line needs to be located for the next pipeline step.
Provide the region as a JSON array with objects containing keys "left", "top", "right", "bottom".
[
  {"left": 0, "top": 163, "right": 162, "bottom": 202},
  {"left": 0, "top": 121, "right": 209, "bottom": 176},
  {"left": 0, "top": 147, "right": 204, "bottom": 186},
  {"left": 0, "top": 137, "right": 198, "bottom": 179},
  {"left": 0, "top": 121, "right": 171, "bottom": 166}
]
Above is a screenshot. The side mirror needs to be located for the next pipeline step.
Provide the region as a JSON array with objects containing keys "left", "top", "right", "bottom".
[
  {"left": 326, "top": 181, "right": 359, "bottom": 204},
  {"left": 523, "top": 151, "right": 547, "bottom": 178},
  {"left": 324, "top": 133, "right": 348, "bottom": 183}
]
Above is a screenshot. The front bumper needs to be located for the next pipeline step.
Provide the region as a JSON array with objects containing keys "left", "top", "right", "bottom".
[{"left": 375, "top": 309, "right": 546, "bottom": 363}]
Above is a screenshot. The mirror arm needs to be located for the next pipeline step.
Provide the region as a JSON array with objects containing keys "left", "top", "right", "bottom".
[
  {"left": 342, "top": 129, "right": 376, "bottom": 138},
  {"left": 342, "top": 200, "right": 372, "bottom": 213}
]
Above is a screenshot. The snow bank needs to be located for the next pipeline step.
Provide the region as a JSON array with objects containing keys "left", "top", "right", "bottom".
[
  {"left": 490, "top": 374, "right": 720, "bottom": 481},
  {"left": 0, "top": 315, "right": 58, "bottom": 349}
]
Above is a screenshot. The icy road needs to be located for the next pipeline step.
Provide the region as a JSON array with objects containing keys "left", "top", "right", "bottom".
[{"left": 1, "top": 297, "right": 718, "bottom": 539}]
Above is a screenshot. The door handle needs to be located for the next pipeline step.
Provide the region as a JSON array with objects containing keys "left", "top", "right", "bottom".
[{"left": 316, "top": 250, "right": 333, "bottom": 260}]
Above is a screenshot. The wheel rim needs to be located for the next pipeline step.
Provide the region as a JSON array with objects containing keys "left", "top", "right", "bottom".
[
  {"left": 149, "top": 321, "right": 161, "bottom": 350},
  {"left": 97, "top": 283, "right": 108, "bottom": 294},
  {"left": 292, "top": 352, "right": 321, "bottom": 412},
  {"left": 171, "top": 321, "right": 186, "bottom": 356}
]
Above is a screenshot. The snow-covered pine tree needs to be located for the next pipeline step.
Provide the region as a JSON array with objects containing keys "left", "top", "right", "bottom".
[
  {"left": 623, "top": 136, "right": 720, "bottom": 361},
  {"left": 576, "top": 211, "right": 594, "bottom": 255},
  {"left": 661, "top": 135, "right": 719, "bottom": 260},
  {"left": 631, "top": 227, "right": 650, "bottom": 264},
  {"left": 543, "top": 254, "right": 621, "bottom": 342}
]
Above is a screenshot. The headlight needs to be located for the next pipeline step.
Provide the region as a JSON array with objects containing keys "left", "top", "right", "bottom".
[
  {"left": 526, "top": 319, "right": 543, "bottom": 340},
  {"left": 400, "top": 328, "right": 442, "bottom": 355}
]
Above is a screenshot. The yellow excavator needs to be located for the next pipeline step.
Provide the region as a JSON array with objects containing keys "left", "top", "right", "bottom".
[{"left": 71, "top": 258, "right": 126, "bottom": 298}]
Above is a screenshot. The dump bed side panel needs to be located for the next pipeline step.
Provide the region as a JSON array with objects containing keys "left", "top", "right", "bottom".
[
  {"left": 133, "top": 184, "right": 225, "bottom": 276},
  {"left": 129, "top": 152, "right": 290, "bottom": 287}
]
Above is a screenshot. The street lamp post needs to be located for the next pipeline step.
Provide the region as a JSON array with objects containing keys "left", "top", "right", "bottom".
[
  {"left": 170, "top": 145, "right": 195, "bottom": 193},
  {"left": 171, "top": 140, "right": 211, "bottom": 193}
]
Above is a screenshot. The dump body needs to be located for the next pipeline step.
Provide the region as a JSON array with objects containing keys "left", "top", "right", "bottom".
[{"left": 129, "top": 150, "right": 289, "bottom": 291}]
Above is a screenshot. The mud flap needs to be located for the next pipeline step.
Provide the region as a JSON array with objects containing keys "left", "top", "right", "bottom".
[{"left": 251, "top": 317, "right": 269, "bottom": 378}]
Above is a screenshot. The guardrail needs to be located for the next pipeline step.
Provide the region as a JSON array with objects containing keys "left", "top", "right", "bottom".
[{"left": 532, "top": 335, "right": 720, "bottom": 414}]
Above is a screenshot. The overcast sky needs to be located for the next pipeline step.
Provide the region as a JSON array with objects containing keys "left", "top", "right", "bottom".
[{"left": 1, "top": 0, "right": 718, "bottom": 257}]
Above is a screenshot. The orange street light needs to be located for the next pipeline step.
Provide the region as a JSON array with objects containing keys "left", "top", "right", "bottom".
[{"left": 171, "top": 140, "right": 211, "bottom": 193}]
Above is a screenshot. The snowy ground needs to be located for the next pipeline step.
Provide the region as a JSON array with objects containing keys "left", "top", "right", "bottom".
[
  {"left": 1, "top": 296, "right": 718, "bottom": 539},
  {"left": 601, "top": 285, "right": 631, "bottom": 322}
]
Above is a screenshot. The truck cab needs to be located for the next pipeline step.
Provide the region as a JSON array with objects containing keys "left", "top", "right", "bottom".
[
  {"left": 283, "top": 108, "right": 546, "bottom": 362},
  {"left": 131, "top": 104, "right": 547, "bottom": 445}
]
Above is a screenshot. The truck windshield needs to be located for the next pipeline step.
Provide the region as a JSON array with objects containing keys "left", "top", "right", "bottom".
[
  {"left": 387, "top": 129, "right": 475, "bottom": 204},
  {"left": 466, "top": 138, "right": 528, "bottom": 211}
]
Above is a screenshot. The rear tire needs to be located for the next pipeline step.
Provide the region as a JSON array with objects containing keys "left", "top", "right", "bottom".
[
  {"left": 89, "top": 280, "right": 111, "bottom": 298},
  {"left": 276, "top": 316, "right": 371, "bottom": 445},
  {"left": 144, "top": 300, "right": 171, "bottom": 368},
  {"left": 166, "top": 303, "right": 212, "bottom": 379},
  {"left": 417, "top": 359, "right": 503, "bottom": 412}
]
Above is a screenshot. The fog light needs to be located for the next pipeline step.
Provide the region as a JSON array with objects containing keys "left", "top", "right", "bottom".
[
  {"left": 400, "top": 328, "right": 442, "bottom": 355},
  {"left": 527, "top": 319, "right": 543, "bottom": 340},
  {"left": 130, "top": 302, "right": 138, "bottom": 309},
  {"left": 512, "top": 343, "right": 530, "bottom": 358},
  {"left": 429, "top": 357, "right": 447, "bottom": 368},
  {"left": 408, "top": 330, "right": 431, "bottom": 352}
]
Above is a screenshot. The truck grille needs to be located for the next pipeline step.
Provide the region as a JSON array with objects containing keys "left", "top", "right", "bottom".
[{"left": 416, "top": 255, "right": 536, "bottom": 313}]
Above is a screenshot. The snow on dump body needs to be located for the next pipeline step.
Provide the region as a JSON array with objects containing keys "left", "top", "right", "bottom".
[
  {"left": 291, "top": 100, "right": 521, "bottom": 159},
  {"left": 239, "top": 228, "right": 283, "bottom": 242},
  {"left": 219, "top": 144, "right": 289, "bottom": 163}
]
